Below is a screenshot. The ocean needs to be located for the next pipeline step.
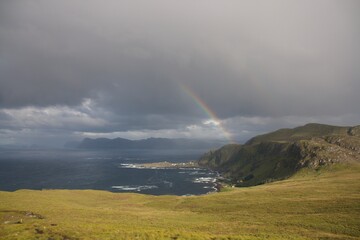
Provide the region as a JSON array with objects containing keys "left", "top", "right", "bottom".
[{"left": 0, "top": 148, "right": 217, "bottom": 196}]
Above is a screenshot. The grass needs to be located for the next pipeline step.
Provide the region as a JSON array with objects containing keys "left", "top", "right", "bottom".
[
  {"left": 0, "top": 163, "right": 359, "bottom": 240},
  {"left": 246, "top": 123, "right": 353, "bottom": 145}
]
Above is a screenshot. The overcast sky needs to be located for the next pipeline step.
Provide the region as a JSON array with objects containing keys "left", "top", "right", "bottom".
[{"left": 0, "top": 0, "right": 359, "bottom": 146}]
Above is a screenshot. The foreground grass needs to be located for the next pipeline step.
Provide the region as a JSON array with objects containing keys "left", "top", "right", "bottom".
[{"left": 0, "top": 164, "right": 359, "bottom": 240}]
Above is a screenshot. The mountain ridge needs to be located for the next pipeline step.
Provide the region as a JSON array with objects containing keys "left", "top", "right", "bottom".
[{"left": 77, "top": 137, "right": 226, "bottom": 150}]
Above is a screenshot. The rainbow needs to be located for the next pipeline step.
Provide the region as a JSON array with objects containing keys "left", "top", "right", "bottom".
[{"left": 180, "top": 83, "right": 236, "bottom": 144}]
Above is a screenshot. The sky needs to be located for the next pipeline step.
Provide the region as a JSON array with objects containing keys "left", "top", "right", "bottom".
[{"left": 0, "top": 0, "right": 359, "bottom": 147}]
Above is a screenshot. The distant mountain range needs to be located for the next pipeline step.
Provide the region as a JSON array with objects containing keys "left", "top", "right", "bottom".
[
  {"left": 73, "top": 137, "right": 226, "bottom": 150},
  {"left": 198, "top": 123, "right": 360, "bottom": 187}
]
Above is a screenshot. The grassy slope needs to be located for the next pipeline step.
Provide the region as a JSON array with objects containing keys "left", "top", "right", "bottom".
[
  {"left": 245, "top": 123, "right": 352, "bottom": 145},
  {"left": 0, "top": 164, "right": 359, "bottom": 240}
]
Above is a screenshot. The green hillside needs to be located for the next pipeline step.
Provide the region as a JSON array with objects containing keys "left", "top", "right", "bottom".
[
  {"left": 0, "top": 163, "right": 359, "bottom": 239},
  {"left": 245, "top": 123, "right": 353, "bottom": 145},
  {"left": 199, "top": 123, "right": 360, "bottom": 186}
]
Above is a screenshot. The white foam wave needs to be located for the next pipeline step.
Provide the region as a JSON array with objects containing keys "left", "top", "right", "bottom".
[
  {"left": 118, "top": 163, "right": 145, "bottom": 169},
  {"left": 163, "top": 181, "right": 173, "bottom": 187},
  {"left": 118, "top": 163, "right": 170, "bottom": 170},
  {"left": 203, "top": 186, "right": 217, "bottom": 191},
  {"left": 111, "top": 185, "right": 158, "bottom": 191},
  {"left": 189, "top": 171, "right": 208, "bottom": 175},
  {"left": 193, "top": 177, "right": 217, "bottom": 183}
]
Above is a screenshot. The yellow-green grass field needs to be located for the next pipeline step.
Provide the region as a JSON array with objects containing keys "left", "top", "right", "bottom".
[{"left": 1, "top": 164, "right": 359, "bottom": 240}]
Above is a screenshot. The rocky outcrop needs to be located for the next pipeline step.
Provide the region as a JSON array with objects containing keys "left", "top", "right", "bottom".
[
  {"left": 295, "top": 137, "right": 359, "bottom": 169},
  {"left": 198, "top": 123, "right": 360, "bottom": 187}
]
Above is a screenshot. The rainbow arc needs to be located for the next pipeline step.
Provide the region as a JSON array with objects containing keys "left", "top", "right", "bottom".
[{"left": 180, "top": 83, "right": 236, "bottom": 144}]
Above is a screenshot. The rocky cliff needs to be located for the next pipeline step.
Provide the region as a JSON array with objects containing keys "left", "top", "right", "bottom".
[{"left": 198, "top": 123, "right": 360, "bottom": 186}]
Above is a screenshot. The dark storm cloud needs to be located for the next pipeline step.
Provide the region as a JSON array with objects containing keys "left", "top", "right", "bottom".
[{"left": 0, "top": 0, "right": 359, "bottom": 145}]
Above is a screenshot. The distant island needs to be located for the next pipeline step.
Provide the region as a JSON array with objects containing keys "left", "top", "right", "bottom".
[{"left": 71, "top": 137, "right": 226, "bottom": 150}]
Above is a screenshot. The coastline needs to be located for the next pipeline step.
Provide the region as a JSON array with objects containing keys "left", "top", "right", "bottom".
[
  {"left": 130, "top": 161, "right": 202, "bottom": 169},
  {"left": 119, "top": 161, "right": 223, "bottom": 194}
]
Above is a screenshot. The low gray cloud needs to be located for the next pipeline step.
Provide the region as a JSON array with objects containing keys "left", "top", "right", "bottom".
[{"left": 0, "top": 0, "right": 359, "bottom": 145}]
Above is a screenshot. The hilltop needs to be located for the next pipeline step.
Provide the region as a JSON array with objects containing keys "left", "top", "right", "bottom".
[{"left": 199, "top": 123, "right": 360, "bottom": 186}]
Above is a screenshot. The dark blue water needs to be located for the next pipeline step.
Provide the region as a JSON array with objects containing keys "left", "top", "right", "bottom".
[{"left": 0, "top": 149, "right": 216, "bottom": 195}]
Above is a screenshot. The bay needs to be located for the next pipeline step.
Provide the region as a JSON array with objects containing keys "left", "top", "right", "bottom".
[{"left": 0, "top": 149, "right": 217, "bottom": 195}]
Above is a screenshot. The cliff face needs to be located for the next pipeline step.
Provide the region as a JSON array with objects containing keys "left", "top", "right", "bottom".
[{"left": 198, "top": 124, "right": 360, "bottom": 186}]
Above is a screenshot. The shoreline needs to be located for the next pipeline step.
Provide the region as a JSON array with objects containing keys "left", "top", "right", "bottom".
[
  {"left": 119, "top": 161, "right": 223, "bottom": 194},
  {"left": 130, "top": 161, "right": 202, "bottom": 169}
]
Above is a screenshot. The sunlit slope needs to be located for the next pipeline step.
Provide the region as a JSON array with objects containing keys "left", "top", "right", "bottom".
[
  {"left": 199, "top": 123, "right": 360, "bottom": 187},
  {"left": 246, "top": 123, "right": 355, "bottom": 145},
  {"left": 1, "top": 164, "right": 359, "bottom": 240}
]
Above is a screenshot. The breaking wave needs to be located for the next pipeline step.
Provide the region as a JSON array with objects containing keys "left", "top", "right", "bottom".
[
  {"left": 111, "top": 185, "right": 158, "bottom": 191},
  {"left": 193, "top": 177, "right": 217, "bottom": 183},
  {"left": 118, "top": 163, "right": 146, "bottom": 169}
]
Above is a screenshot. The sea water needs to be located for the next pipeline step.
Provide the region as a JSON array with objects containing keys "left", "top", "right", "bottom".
[{"left": 0, "top": 149, "right": 217, "bottom": 195}]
